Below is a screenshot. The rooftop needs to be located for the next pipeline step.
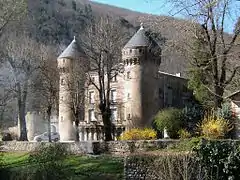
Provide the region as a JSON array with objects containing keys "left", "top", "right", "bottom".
[{"left": 58, "top": 37, "right": 85, "bottom": 59}]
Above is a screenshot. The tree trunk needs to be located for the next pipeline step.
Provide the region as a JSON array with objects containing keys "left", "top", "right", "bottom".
[
  {"left": 47, "top": 106, "right": 52, "bottom": 142},
  {"left": 214, "top": 85, "right": 224, "bottom": 108},
  {"left": 19, "top": 104, "right": 28, "bottom": 141},
  {"left": 102, "top": 110, "right": 112, "bottom": 141},
  {"left": 75, "top": 120, "right": 80, "bottom": 142}
]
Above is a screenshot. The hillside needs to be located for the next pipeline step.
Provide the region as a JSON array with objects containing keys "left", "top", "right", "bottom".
[{"left": 24, "top": 0, "right": 190, "bottom": 75}]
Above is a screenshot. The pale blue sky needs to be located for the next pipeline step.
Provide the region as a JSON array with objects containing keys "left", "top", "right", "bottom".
[
  {"left": 91, "top": 0, "right": 175, "bottom": 16},
  {"left": 91, "top": 0, "right": 239, "bottom": 33}
]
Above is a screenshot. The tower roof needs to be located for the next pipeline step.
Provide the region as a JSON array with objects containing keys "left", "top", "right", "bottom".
[
  {"left": 124, "top": 23, "right": 150, "bottom": 49},
  {"left": 58, "top": 37, "right": 85, "bottom": 59}
]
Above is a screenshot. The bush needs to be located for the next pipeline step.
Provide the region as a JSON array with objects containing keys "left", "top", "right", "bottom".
[
  {"left": 153, "top": 108, "right": 184, "bottom": 138},
  {"left": 194, "top": 140, "right": 240, "bottom": 180},
  {"left": 170, "top": 137, "right": 202, "bottom": 152},
  {"left": 1, "top": 133, "right": 12, "bottom": 141},
  {"left": 25, "top": 143, "right": 71, "bottom": 180},
  {"left": 119, "top": 128, "right": 157, "bottom": 140},
  {"left": 197, "top": 113, "right": 232, "bottom": 139},
  {"left": 178, "top": 129, "right": 191, "bottom": 139},
  {"left": 126, "top": 153, "right": 207, "bottom": 180},
  {"left": 182, "top": 103, "right": 205, "bottom": 132}
]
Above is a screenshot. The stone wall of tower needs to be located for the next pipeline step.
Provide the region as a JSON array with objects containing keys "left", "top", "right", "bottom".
[
  {"left": 122, "top": 47, "right": 160, "bottom": 128},
  {"left": 58, "top": 57, "right": 75, "bottom": 141}
]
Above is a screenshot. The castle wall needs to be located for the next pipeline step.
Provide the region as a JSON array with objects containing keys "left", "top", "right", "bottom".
[{"left": 25, "top": 111, "right": 46, "bottom": 141}]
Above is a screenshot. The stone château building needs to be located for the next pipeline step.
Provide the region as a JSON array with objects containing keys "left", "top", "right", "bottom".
[{"left": 57, "top": 24, "right": 193, "bottom": 141}]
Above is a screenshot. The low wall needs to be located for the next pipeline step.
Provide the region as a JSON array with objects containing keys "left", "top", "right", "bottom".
[
  {"left": 0, "top": 141, "right": 94, "bottom": 154},
  {"left": 0, "top": 139, "right": 180, "bottom": 155},
  {"left": 94, "top": 139, "right": 180, "bottom": 155}
]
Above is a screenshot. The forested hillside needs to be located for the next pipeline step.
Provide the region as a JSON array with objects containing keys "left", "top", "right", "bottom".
[{"left": 25, "top": 0, "right": 190, "bottom": 74}]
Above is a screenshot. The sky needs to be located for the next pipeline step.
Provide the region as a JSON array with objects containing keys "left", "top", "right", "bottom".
[
  {"left": 91, "top": 0, "right": 239, "bottom": 34},
  {"left": 91, "top": 0, "right": 176, "bottom": 16}
]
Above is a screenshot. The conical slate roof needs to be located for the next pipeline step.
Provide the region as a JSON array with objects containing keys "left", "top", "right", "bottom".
[
  {"left": 58, "top": 37, "right": 84, "bottom": 59},
  {"left": 124, "top": 24, "right": 150, "bottom": 49}
]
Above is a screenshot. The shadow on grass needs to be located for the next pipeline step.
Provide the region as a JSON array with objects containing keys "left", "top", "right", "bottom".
[{"left": 1, "top": 153, "right": 124, "bottom": 180}]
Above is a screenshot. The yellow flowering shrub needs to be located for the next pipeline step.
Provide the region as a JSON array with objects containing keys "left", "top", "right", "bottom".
[
  {"left": 119, "top": 128, "right": 157, "bottom": 140},
  {"left": 197, "top": 113, "right": 233, "bottom": 139}
]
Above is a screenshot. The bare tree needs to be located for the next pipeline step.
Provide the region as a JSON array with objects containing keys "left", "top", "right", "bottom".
[
  {"left": 150, "top": 0, "right": 240, "bottom": 107},
  {"left": 2, "top": 33, "right": 40, "bottom": 140},
  {"left": 0, "top": 0, "right": 26, "bottom": 38},
  {"left": 82, "top": 16, "right": 126, "bottom": 141},
  {"left": 68, "top": 62, "right": 86, "bottom": 142},
  {"left": 35, "top": 45, "right": 59, "bottom": 142}
]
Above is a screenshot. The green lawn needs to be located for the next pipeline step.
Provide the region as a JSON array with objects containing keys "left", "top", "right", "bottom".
[{"left": 0, "top": 152, "right": 124, "bottom": 180}]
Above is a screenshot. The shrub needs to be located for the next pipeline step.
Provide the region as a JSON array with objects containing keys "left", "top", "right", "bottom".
[
  {"left": 26, "top": 143, "right": 71, "bottom": 180},
  {"left": 119, "top": 128, "right": 157, "bottom": 140},
  {"left": 126, "top": 153, "right": 207, "bottom": 180},
  {"left": 182, "top": 103, "right": 205, "bottom": 132},
  {"left": 153, "top": 108, "right": 184, "bottom": 138},
  {"left": 170, "top": 137, "right": 202, "bottom": 152},
  {"left": 197, "top": 113, "right": 232, "bottom": 139},
  {"left": 194, "top": 140, "right": 240, "bottom": 180},
  {"left": 178, "top": 129, "right": 191, "bottom": 139}
]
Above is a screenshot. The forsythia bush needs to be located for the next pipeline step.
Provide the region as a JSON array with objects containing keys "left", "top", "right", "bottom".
[
  {"left": 198, "top": 114, "right": 232, "bottom": 139},
  {"left": 119, "top": 128, "right": 157, "bottom": 140}
]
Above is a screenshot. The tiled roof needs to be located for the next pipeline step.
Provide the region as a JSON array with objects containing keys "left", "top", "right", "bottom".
[
  {"left": 58, "top": 37, "right": 85, "bottom": 59},
  {"left": 124, "top": 24, "right": 150, "bottom": 49}
]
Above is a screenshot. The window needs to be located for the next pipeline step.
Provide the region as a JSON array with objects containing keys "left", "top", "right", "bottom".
[
  {"left": 88, "top": 109, "right": 95, "bottom": 121},
  {"left": 112, "top": 75, "right": 117, "bottom": 82},
  {"left": 89, "top": 91, "right": 95, "bottom": 104},
  {"left": 111, "top": 108, "right": 117, "bottom": 121},
  {"left": 90, "top": 76, "right": 95, "bottom": 83},
  {"left": 127, "top": 93, "right": 131, "bottom": 99},
  {"left": 61, "top": 96, "right": 63, "bottom": 101},
  {"left": 111, "top": 89, "right": 117, "bottom": 103},
  {"left": 127, "top": 71, "right": 131, "bottom": 79},
  {"left": 61, "top": 116, "right": 63, "bottom": 122},
  {"left": 139, "top": 49, "right": 142, "bottom": 53},
  {"left": 127, "top": 114, "right": 131, "bottom": 119},
  {"left": 61, "top": 78, "right": 64, "bottom": 85},
  {"left": 63, "top": 59, "right": 65, "bottom": 63},
  {"left": 130, "top": 49, "right": 132, "bottom": 53},
  {"left": 62, "top": 67, "right": 65, "bottom": 73}
]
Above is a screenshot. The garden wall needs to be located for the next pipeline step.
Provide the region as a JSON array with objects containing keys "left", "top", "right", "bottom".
[{"left": 0, "top": 139, "right": 180, "bottom": 155}]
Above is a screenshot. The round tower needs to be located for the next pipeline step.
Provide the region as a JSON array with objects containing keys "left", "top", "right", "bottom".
[
  {"left": 57, "top": 37, "right": 84, "bottom": 141},
  {"left": 122, "top": 23, "right": 161, "bottom": 128}
]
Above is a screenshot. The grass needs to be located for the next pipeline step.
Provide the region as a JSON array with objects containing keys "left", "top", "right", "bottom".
[{"left": 0, "top": 152, "right": 124, "bottom": 180}]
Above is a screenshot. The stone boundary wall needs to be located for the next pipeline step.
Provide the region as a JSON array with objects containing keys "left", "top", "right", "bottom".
[
  {"left": 0, "top": 139, "right": 180, "bottom": 155},
  {"left": 0, "top": 141, "right": 93, "bottom": 154}
]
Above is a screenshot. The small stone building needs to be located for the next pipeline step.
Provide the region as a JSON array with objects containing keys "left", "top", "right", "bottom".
[{"left": 57, "top": 24, "right": 193, "bottom": 141}]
